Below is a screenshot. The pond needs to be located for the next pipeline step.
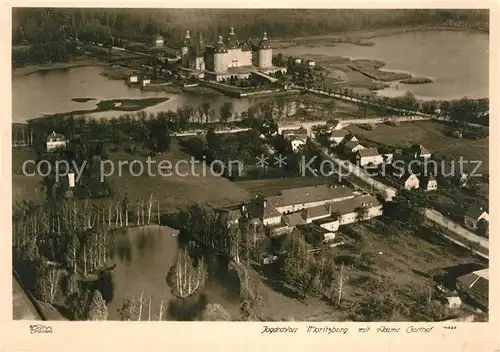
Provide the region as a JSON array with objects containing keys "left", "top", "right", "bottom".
[{"left": 105, "top": 226, "right": 242, "bottom": 320}]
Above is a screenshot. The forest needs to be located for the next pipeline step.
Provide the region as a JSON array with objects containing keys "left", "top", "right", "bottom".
[{"left": 12, "top": 9, "right": 489, "bottom": 46}]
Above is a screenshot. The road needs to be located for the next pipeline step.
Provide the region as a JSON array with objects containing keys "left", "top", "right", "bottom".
[
  {"left": 297, "top": 85, "right": 431, "bottom": 117},
  {"left": 12, "top": 275, "right": 42, "bottom": 320},
  {"left": 315, "top": 142, "right": 489, "bottom": 255},
  {"left": 278, "top": 115, "right": 431, "bottom": 136},
  {"left": 424, "top": 208, "right": 489, "bottom": 250}
]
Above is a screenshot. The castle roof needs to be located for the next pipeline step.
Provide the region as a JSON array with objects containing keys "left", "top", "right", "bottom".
[
  {"left": 47, "top": 131, "right": 66, "bottom": 142},
  {"left": 259, "top": 32, "right": 271, "bottom": 49},
  {"left": 214, "top": 35, "right": 228, "bottom": 53}
]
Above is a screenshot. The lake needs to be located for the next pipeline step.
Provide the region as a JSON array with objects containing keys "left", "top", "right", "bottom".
[
  {"left": 278, "top": 30, "right": 489, "bottom": 101},
  {"left": 12, "top": 66, "right": 256, "bottom": 123},
  {"left": 106, "top": 226, "right": 241, "bottom": 321}
]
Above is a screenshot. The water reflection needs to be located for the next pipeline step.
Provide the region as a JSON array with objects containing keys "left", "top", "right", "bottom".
[{"left": 106, "top": 225, "right": 241, "bottom": 321}]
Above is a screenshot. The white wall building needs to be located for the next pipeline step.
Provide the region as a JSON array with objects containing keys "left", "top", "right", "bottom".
[{"left": 46, "top": 131, "right": 67, "bottom": 152}]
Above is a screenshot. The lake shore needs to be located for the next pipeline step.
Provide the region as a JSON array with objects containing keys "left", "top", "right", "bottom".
[
  {"left": 274, "top": 25, "right": 488, "bottom": 48},
  {"left": 12, "top": 58, "right": 108, "bottom": 77},
  {"left": 31, "top": 97, "right": 169, "bottom": 121}
]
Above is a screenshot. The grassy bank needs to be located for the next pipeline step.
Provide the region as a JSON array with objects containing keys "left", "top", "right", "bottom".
[
  {"left": 12, "top": 57, "right": 107, "bottom": 77},
  {"left": 348, "top": 59, "right": 412, "bottom": 82},
  {"left": 400, "top": 77, "right": 434, "bottom": 84},
  {"left": 32, "top": 97, "right": 169, "bottom": 120}
]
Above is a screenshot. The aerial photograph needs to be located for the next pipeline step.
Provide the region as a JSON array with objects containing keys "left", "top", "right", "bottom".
[{"left": 11, "top": 8, "right": 489, "bottom": 322}]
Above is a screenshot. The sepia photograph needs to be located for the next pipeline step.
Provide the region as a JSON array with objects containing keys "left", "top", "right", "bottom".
[{"left": 10, "top": 7, "right": 490, "bottom": 325}]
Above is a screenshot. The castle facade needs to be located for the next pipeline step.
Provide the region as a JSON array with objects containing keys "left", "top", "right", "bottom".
[{"left": 179, "top": 27, "right": 286, "bottom": 81}]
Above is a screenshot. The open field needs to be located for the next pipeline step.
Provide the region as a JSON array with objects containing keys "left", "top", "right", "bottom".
[
  {"left": 244, "top": 218, "right": 487, "bottom": 321},
  {"left": 12, "top": 139, "right": 251, "bottom": 212},
  {"left": 234, "top": 177, "right": 331, "bottom": 197},
  {"left": 12, "top": 149, "right": 45, "bottom": 204},
  {"left": 104, "top": 140, "right": 251, "bottom": 212},
  {"left": 347, "top": 121, "right": 489, "bottom": 173}
]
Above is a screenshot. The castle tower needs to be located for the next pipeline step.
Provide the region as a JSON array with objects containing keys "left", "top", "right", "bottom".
[
  {"left": 228, "top": 26, "right": 238, "bottom": 49},
  {"left": 214, "top": 35, "right": 228, "bottom": 73},
  {"left": 195, "top": 33, "right": 206, "bottom": 71},
  {"left": 258, "top": 31, "right": 272, "bottom": 69},
  {"left": 181, "top": 30, "right": 191, "bottom": 66}
]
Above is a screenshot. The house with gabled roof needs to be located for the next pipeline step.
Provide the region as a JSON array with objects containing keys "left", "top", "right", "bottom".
[
  {"left": 328, "top": 129, "right": 349, "bottom": 145},
  {"left": 420, "top": 174, "right": 438, "bottom": 191},
  {"left": 393, "top": 170, "right": 420, "bottom": 190},
  {"left": 326, "top": 119, "right": 344, "bottom": 132},
  {"left": 46, "top": 131, "right": 67, "bottom": 151},
  {"left": 289, "top": 135, "right": 307, "bottom": 152},
  {"left": 282, "top": 126, "right": 308, "bottom": 139},
  {"left": 343, "top": 140, "right": 365, "bottom": 154},
  {"left": 464, "top": 207, "right": 489, "bottom": 231},
  {"left": 411, "top": 144, "right": 432, "bottom": 159},
  {"left": 329, "top": 194, "right": 383, "bottom": 225},
  {"left": 343, "top": 133, "right": 358, "bottom": 144},
  {"left": 356, "top": 147, "right": 382, "bottom": 166}
]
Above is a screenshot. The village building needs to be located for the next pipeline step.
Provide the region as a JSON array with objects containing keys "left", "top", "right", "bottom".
[
  {"left": 289, "top": 135, "right": 307, "bottom": 152},
  {"left": 215, "top": 204, "right": 245, "bottom": 227},
  {"left": 328, "top": 129, "right": 349, "bottom": 145},
  {"left": 282, "top": 126, "right": 308, "bottom": 139},
  {"left": 46, "top": 131, "right": 67, "bottom": 151},
  {"left": 393, "top": 171, "right": 420, "bottom": 190},
  {"left": 420, "top": 174, "right": 438, "bottom": 191},
  {"left": 329, "top": 195, "right": 383, "bottom": 226},
  {"left": 457, "top": 268, "right": 489, "bottom": 312},
  {"left": 343, "top": 133, "right": 358, "bottom": 144},
  {"left": 411, "top": 144, "right": 432, "bottom": 159},
  {"left": 356, "top": 147, "right": 382, "bottom": 166},
  {"left": 343, "top": 140, "right": 365, "bottom": 154},
  {"left": 326, "top": 119, "right": 344, "bottom": 132},
  {"left": 179, "top": 28, "right": 287, "bottom": 81},
  {"left": 456, "top": 173, "right": 469, "bottom": 188},
  {"left": 452, "top": 130, "right": 463, "bottom": 138},
  {"left": 154, "top": 33, "right": 164, "bottom": 47},
  {"left": 266, "top": 184, "right": 355, "bottom": 214},
  {"left": 463, "top": 208, "right": 489, "bottom": 230},
  {"left": 314, "top": 217, "right": 340, "bottom": 233},
  {"left": 128, "top": 75, "right": 139, "bottom": 84},
  {"left": 300, "top": 204, "right": 332, "bottom": 223}
]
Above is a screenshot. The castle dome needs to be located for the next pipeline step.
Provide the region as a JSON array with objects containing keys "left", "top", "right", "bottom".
[
  {"left": 215, "top": 35, "right": 228, "bottom": 53},
  {"left": 259, "top": 31, "right": 271, "bottom": 49}
]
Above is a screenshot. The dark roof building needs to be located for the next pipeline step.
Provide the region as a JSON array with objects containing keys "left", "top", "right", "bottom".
[
  {"left": 457, "top": 268, "right": 488, "bottom": 312},
  {"left": 357, "top": 147, "right": 379, "bottom": 158}
]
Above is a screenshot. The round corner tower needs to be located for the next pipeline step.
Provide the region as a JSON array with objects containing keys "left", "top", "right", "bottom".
[
  {"left": 181, "top": 30, "right": 191, "bottom": 66},
  {"left": 214, "top": 35, "right": 228, "bottom": 73},
  {"left": 258, "top": 31, "right": 272, "bottom": 69}
]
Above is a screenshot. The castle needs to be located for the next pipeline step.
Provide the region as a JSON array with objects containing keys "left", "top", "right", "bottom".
[{"left": 179, "top": 27, "right": 287, "bottom": 81}]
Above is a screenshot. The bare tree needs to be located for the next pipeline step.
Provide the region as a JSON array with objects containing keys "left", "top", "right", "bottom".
[
  {"left": 147, "top": 194, "right": 153, "bottom": 225},
  {"left": 158, "top": 297, "right": 167, "bottom": 321}
]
